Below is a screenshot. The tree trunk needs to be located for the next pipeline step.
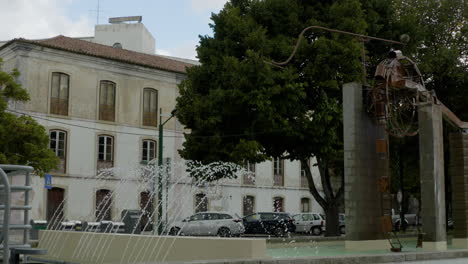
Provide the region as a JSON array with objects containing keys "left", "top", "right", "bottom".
[
  {"left": 324, "top": 203, "right": 340, "bottom": 236},
  {"left": 301, "top": 158, "right": 343, "bottom": 237}
]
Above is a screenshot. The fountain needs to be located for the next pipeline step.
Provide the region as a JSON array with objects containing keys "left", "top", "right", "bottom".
[{"left": 30, "top": 160, "right": 268, "bottom": 263}]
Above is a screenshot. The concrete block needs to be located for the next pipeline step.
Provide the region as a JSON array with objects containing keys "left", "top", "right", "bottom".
[
  {"left": 345, "top": 240, "right": 389, "bottom": 251},
  {"left": 452, "top": 238, "right": 468, "bottom": 248},
  {"left": 422, "top": 241, "right": 447, "bottom": 251},
  {"left": 37, "top": 230, "right": 267, "bottom": 263}
]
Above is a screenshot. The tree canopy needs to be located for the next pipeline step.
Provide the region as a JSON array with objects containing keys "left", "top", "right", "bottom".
[
  {"left": 176, "top": 0, "right": 467, "bottom": 235},
  {"left": 0, "top": 59, "right": 58, "bottom": 175},
  {"left": 177, "top": 0, "right": 372, "bottom": 168}
]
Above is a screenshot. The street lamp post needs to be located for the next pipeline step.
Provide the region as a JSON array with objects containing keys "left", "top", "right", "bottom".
[{"left": 154, "top": 108, "right": 176, "bottom": 235}]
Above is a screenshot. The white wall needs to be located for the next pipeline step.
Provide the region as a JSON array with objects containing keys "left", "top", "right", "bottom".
[
  {"left": 1, "top": 41, "right": 326, "bottom": 226},
  {"left": 94, "top": 23, "right": 156, "bottom": 54}
]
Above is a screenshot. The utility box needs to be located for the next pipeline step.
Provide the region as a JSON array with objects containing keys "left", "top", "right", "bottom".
[
  {"left": 121, "top": 210, "right": 141, "bottom": 234},
  {"left": 30, "top": 220, "right": 47, "bottom": 240}
]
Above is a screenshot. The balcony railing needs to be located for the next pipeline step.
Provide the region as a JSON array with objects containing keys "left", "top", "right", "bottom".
[
  {"left": 243, "top": 173, "right": 255, "bottom": 185},
  {"left": 97, "top": 160, "right": 114, "bottom": 175},
  {"left": 273, "top": 174, "right": 284, "bottom": 186},
  {"left": 50, "top": 98, "right": 68, "bottom": 116},
  {"left": 50, "top": 158, "right": 66, "bottom": 174}
]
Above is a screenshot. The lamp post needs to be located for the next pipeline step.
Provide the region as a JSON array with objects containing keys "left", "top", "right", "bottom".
[{"left": 155, "top": 108, "right": 176, "bottom": 235}]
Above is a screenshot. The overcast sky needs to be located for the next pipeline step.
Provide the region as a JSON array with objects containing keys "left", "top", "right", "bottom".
[{"left": 0, "top": 0, "right": 228, "bottom": 60}]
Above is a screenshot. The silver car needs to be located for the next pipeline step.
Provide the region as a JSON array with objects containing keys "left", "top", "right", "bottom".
[
  {"left": 292, "top": 213, "right": 325, "bottom": 235},
  {"left": 169, "top": 212, "right": 245, "bottom": 237}
]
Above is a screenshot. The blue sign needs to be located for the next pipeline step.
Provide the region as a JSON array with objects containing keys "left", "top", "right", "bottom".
[{"left": 45, "top": 174, "right": 52, "bottom": 189}]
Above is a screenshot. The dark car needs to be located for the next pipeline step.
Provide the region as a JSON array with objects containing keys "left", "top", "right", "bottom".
[{"left": 242, "top": 212, "right": 296, "bottom": 237}]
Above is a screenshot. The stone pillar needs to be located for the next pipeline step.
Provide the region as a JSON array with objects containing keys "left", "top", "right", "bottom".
[
  {"left": 450, "top": 133, "right": 468, "bottom": 248},
  {"left": 343, "top": 82, "right": 389, "bottom": 250},
  {"left": 418, "top": 103, "right": 447, "bottom": 250}
]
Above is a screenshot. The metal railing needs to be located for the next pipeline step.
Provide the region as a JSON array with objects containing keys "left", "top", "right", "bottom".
[{"left": 0, "top": 164, "right": 34, "bottom": 262}]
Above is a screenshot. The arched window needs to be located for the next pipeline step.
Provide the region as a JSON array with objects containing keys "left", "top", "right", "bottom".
[
  {"left": 195, "top": 193, "right": 208, "bottom": 213},
  {"left": 273, "top": 158, "right": 284, "bottom": 186},
  {"left": 301, "top": 198, "right": 311, "bottom": 212},
  {"left": 49, "top": 130, "right": 67, "bottom": 173},
  {"left": 142, "top": 139, "right": 157, "bottom": 163},
  {"left": 112, "top": 42, "right": 123, "bottom": 49},
  {"left": 140, "top": 191, "right": 153, "bottom": 231},
  {"left": 96, "top": 189, "right": 112, "bottom": 221},
  {"left": 97, "top": 135, "right": 114, "bottom": 171},
  {"left": 243, "top": 195, "right": 255, "bottom": 216},
  {"left": 273, "top": 196, "right": 284, "bottom": 212},
  {"left": 143, "top": 88, "right": 158, "bottom": 126},
  {"left": 46, "top": 187, "right": 65, "bottom": 228},
  {"left": 99, "top": 81, "right": 116, "bottom": 121},
  {"left": 50, "top": 72, "right": 69, "bottom": 116}
]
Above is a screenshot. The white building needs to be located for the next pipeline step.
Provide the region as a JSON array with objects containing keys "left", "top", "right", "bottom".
[{"left": 0, "top": 17, "right": 323, "bottom": 229}]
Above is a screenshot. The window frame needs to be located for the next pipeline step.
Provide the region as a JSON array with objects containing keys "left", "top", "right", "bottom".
[
  {"left": 273, "top": 158, "right": 284, "bottom": 186},
  {"left": 301, "top": 197, "right": 311, "bottom": 213},
  {"left": 243, "top": 195, "right": 255, "bottom": 216},
  {"left": 142, "top": 88, "right": 158, "bottom": 126},
  {"left": 99, "top": 80, "right": 116, "bottom": 122},
  {"left": 273, "top": 196, "right": 284, "bottom": 212},
  {"left": 194, "top": 193, "right": 208, "bottom": 213},
  {"left": 95, "top": 189, "right": 112, "bottom": 221},
  {"left": 242, "top": 160, "right": 256, "bottom": 185},
  {"left": 300, "top": 159, "right": 311, "bottom": 188},
  {"left": 97, "top": 134, "right": 114, "bottom": 171},
  {"left": 142, "top": 139, "right": 157, "bottom": 163},
  {"left": 49, "top": 129, "right": 67, "bottom": 173},
  {"left": 50, "top": 72, "right": 70, "bottom": 116}
]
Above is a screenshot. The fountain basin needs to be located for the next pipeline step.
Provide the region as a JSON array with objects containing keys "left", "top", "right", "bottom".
[{"left": 36, "top": 230, "right": 267, "bottom": 263}]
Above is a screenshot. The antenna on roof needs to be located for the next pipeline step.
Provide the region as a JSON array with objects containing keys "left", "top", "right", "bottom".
[
  {"left": 89, "top": 0, "right": 104, "bottom": 25},
  {"left": 96, "top": 0, "right": 101, "bottom": 25}
]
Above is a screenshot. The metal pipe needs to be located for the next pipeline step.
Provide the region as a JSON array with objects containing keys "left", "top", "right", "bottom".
[
  {"left": 267, "top": 25, "right": 405, "bottom": 67},
  {"left": 0, "top": 168, "right": 11, "bottom": 262},
  {"left": 23, "top": 171, "right": 31, "bottom": 244}
]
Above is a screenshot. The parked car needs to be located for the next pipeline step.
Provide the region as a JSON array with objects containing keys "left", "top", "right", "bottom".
[
  {"left": 168, "top": 212, "right": 244, "bottom": 237},
  {"left": 243, "top": 212, "right": 296, "bottom": 237},
  {"left": 292, "top": 213, "right": 325, "bottom": 236},
  {"left": 339, "top": 214, "right": 346, "bottom": 234}
]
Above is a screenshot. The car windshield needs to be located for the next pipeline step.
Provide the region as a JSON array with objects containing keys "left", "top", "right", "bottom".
[
  {"left": 189, "top": 214, "right": 204, "bottom": 221},
  {"left": 245, "top": 214, "right": 259, "bottom": 221}
]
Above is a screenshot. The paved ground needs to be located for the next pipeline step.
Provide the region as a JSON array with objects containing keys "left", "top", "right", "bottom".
[{"left": 388, "top": 258, "right": 468, "bottom": 264}]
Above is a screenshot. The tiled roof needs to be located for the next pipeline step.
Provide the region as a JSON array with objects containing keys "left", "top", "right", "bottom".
[{"left": 1, "top": 35, "right": 193, "bottom": 74}]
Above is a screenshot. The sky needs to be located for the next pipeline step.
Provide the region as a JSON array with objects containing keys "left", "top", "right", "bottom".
[{"left": 0, "top": 0, "right": 229, "bottom": 60}]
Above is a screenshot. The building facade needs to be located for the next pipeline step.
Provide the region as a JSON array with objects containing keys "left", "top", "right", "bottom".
[{"left": 0, "top": 19, "right": 323, "bottom": 228}]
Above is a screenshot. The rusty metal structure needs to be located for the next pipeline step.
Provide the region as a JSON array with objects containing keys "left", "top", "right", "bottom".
[
  {"left": 268, "top": 25, "right": 468, "bottom": 251},
  {"left": 368, "top": 50, "right": 429, "bottom": 138}
]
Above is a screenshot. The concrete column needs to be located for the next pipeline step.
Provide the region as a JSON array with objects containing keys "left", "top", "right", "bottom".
[
  {"left": 343, "top": 82, "right": 389, "bottom": 250},
  {"left": 450, "top": 133, "right": 468, "bottom": 248},
  {"left": 418, "top": 103, "right": 447, "bottom": 250}
]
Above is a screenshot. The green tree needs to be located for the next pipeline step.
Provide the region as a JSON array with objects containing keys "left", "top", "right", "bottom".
[
  {"left": 176, "top": 0, "right": 467, "bottom": 236},
  {"left": 0, "top": 59, "right": 58, "bottom": 175},
  {"left": 177, "top": 0, "right": 369, "bottom": 236},
  {"left": 394, "top": 0, "right": 467, "bottom": 119}
]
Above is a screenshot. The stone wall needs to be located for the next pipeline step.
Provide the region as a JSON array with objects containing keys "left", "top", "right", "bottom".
[
  {"left": 343, "top": 82, "right": 389, "bottom": 242},
  {"left": 450, "top": 133, "right": 468, "bottom": 239},
  {"left": 37, "top": 230, "right": 267, "bottom": 263}
]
